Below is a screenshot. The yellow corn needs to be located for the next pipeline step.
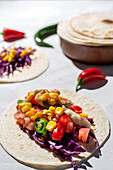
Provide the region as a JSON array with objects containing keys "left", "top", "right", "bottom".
[
  {"left": 6, "top": 48, "right": 11, "bottom": 52},
  {"left": 25, "top": 108, "right": 36, "bottom": 117},
  {"left": 40, "top": 93, "right": 49, "bottom": 101},
  {"left": 30, "top": 112, "right": 43, "bottom": 121},
  {"left": 11, "top": 50, "right": 17, "bottom": 56},
  {"left": 49, "top": 93, "right": 58, "bottom": 100},
  {"left": 13, "top": 46, "right": 17, "bottom": 49},
  {"left": 55, "top": 107, "right": 64, "bottom": 116},
  {"left": 3, "top": 55, "right": 9, "bottom": 62},
  {"left": 22, "top": 102, "right": 32, "bottom": 112},
  {"left": 8, "top": 56, "right": 13, "bottom": 62},
  {"left": 0, "top": 52, "right": 6, "bottom": 57},
  {"left": 80, "top": 113, "right": 88, "bottom": 118},
  {"left": 48, "top": 99, "right": 56, "bottom": 105},
  {"left": 49, "top": 106, "right": 55, "bottom": 114},
  {"left": 28, "top": 47, "right": 32, "bottom": 51},
  {"left": 28, "top": 91, "right": 35, "bottom": 98},
  {"left": 22, "top": 105, "right": 31, "bottom": 112},
  {"left": 18, "top": 102, "right": 26, "bottom": 109},
  {"left": 46, "top": 121, "right": 57, "bottom": 132},
  {"left": 20, "top": 50, "right": 28, "bottom": 57},
  {"left": 43, "top": 109, "right": 49, "bottom": 115},
  {"left": 25, "top": 96, "right": 31, "bottom": 102}
]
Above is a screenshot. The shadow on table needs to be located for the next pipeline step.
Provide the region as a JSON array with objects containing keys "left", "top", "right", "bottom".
[{"left": 72, "top": 60, "right": 113, "bottom": 76}]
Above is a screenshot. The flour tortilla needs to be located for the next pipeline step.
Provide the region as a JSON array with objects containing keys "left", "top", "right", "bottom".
[
  {"left": 57, "top": 20, "right": 113, "bottom": 46},
  {"left": 71, "top": 13, "right": 113, "bottom": 39},
  {"left": 0, "top": 49, "right": 49, "bottom": 83},
  {"left": 0, "top": 89, "right": 110, "bottom": 169}
]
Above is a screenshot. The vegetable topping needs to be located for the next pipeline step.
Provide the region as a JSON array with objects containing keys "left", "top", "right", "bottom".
[
  {"left": 14, "top": 89, "right": 99, "bottom": 168},
  {"left": 0, "top": 46, "right": 36, "bottom": 77}
]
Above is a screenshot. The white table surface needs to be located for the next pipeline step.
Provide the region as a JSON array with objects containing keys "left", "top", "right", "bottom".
[{"left": 0, "top": 1, "right": 113, "bottom": 170}]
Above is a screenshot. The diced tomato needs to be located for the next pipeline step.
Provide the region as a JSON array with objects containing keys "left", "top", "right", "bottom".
[
  {"left": 78, "top": 128, "right": 90, "bottom": 143},
  {"left": 65, "top": 117, "right": 74, "bottom": 133},
  {"left": 25, "top": 121, "right": 34, "bottom": 131},
  {"left": 17, "top": 118, "right": 25, "bottom": 125},
  {"left": 68, "top": 105, "right": 82, "bottom": 114},
  {"left": 33, "top": 106, "right": 43, "bottom": 112},
  {"left": 14, "top": 112, "right": 25, "bottom": 120},
  {"left": 52, "top": 125, "right": 65, "bottom": 141}
]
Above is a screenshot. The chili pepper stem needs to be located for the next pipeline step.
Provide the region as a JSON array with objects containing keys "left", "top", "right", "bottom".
[
  {"left": 0, "top": 32, "right": 4, "bottom": 35},
  {"left": 76, "top": 78, "right": 84, "bottom": 92}
]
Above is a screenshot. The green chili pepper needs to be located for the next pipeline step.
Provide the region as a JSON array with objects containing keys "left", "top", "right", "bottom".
[
  {"left": 34, "top": 118, "right": 48, "bottom": 134},
  {"left": 34, "top": 24, "right": 58, "bottom": 48},
  {"left": 17, "top": 99, "right": 24, "bottom": 105}
]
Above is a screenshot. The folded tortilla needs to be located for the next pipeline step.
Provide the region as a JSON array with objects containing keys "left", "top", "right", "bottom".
[
  {"left": 0, "top": 49, "right": 49, "bottom": 83},
  {"left": 0, "top": 89, "right": 110, "bottom": 169}
]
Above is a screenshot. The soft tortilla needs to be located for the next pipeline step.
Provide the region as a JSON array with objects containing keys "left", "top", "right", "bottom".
[
  {"left": 57, "top": 20, "right": 113, "bottom": 46},
  {"left": 0, "top": 49, "right": 49, "bottom": 83},
  {"left": 0, "top": 89, "right": 110, "bottom": 169},
  {"left": 71, "top": 13, "right": 113, "bottom": 39}
]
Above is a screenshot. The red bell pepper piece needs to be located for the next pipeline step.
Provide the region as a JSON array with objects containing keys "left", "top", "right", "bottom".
[
  {"left": 68, "top": 105, "right": 82, "bottom": 114},
  {"left": 76, "top": 68, "right": 106, "bottom": 92},
  {"left": 0, "top": 28, "right": 25, "bottom": 41},
  {"left": 52, "top": 115, "right": 68, "bottom": 141},
  {"left": 30, "top": 97, "right": 39, "bottom": 105}
]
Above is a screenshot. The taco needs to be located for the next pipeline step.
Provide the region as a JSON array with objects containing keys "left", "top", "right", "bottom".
[
  {"left": 0, "top": 89, "right": 110, "bottom": 169},
  {"left": 0, "top": 46, "right": 49, "bottom": 83}
]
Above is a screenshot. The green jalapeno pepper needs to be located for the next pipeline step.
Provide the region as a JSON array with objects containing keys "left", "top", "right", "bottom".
[
  {"left": 34, "top": 24, "right": 58, "bottom": 48},
  {"left": 34, "top": 118, "right": 48, "bottom": 134},
  {"left": 17, "top": 99, "right": 24, "bottom": 105}
]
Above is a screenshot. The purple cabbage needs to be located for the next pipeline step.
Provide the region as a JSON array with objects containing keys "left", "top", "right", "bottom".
[
  {"left": 20, "top": 126, "right": 100, "bottom": 169},
  {"left": 0, "top": 47, "right": 35, "bottom": 77}
]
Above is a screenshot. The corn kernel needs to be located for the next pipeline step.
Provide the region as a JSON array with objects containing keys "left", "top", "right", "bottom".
[
  {"left": 25, "top": 108, "right": 36, "bottom": 117},
  {"left": 55, "top": 107, "right": 64, "bottom": 116},
  {"left": 8, "top": 56, "right": 13, "bottom": 62},
  {"left": 30, "top": 112, "right": 43, "bottom": 121},
  {"left": 28, "top": 91, "right": 35, "bottom": 98},
  {"left": 22, "top": 105, "right": 31, "bottom": 112},
  {"left": 11, "top": 50, "right": 17, "bottom": 56},
  {"left": 20, "top": 50, "right": 28, "bottom": 57},
  {"left": 0, "top": 52, "right": 6, "bottom": 57},
  {"left": 40, "top": 93, "right": 49, "bottom": 101},
  {"left": 49, "top": 106, "right": 55, "bottom": 114},
  {"left": 48, "top": 99, "right": 56, "bottom": 105},
  {"left": 25, "top": 96, "right": 31, "bottom": 102},
  {"left": 3, "top": 55, "right": 9, "bottom": 62},
  {"left": 48, "top": 115, "right": 52, "bottom": 121},
  {"left": 43, "top": 109, "right": 49, "bottom": 115},
  {"left": 80, "top": 113, "right": 88, "bottom": 118},
  {"left": 49, "top": 93, "right": 58, "bottom": 100},
  {"left": 18, "top": 102, "right": 26, "bottom": 109},
  {"left": 46, "top": 121, "right": 57, "bottom": 131},
  {"left": 6, "top": 48, "right": 11, "bottom": 52},
  {"left": 13, "top": 46, "right": 17, "bottom": 49},
  {"left": 26, "top": 102, "right": 32, "bottom": 107},
  {"left": 28, "top": 47, "right": 32, "bottom": 51}
]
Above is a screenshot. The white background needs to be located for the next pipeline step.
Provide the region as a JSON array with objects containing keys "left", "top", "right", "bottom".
[{"left": 0, "top": 1, "right": 113, "bottom": 170}]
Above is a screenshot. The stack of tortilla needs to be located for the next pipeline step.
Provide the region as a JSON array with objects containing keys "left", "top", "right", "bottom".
[{"left": 57, "top": 13, "right": 113, "bottom": 63}]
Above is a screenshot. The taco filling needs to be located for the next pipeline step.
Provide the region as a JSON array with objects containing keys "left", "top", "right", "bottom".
[
  {"left": 14, "top": 89, "right": 100, "bottom": 168},
  {"left": 0, "top": 46, "right": 36, "bottom": 78}
]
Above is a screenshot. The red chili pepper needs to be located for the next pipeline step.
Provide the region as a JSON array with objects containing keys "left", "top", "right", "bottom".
[
  {"left": 30, "top": 97, "right": 39, "bottom": 105},
  {"left": 0, "top": 28, "right": 25, "bottom": 41},
  {"left": 58, "top": 115, "right": 68, "bottom": 127},
  {"left": 52, "top": 115, "right": 68, "bottom": 141},
  {"left": 68, "top": 105, "right": 82, "bottom": 114},
  {"left": 76, "top": 68, "right": 106, "bottom": 92}
]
